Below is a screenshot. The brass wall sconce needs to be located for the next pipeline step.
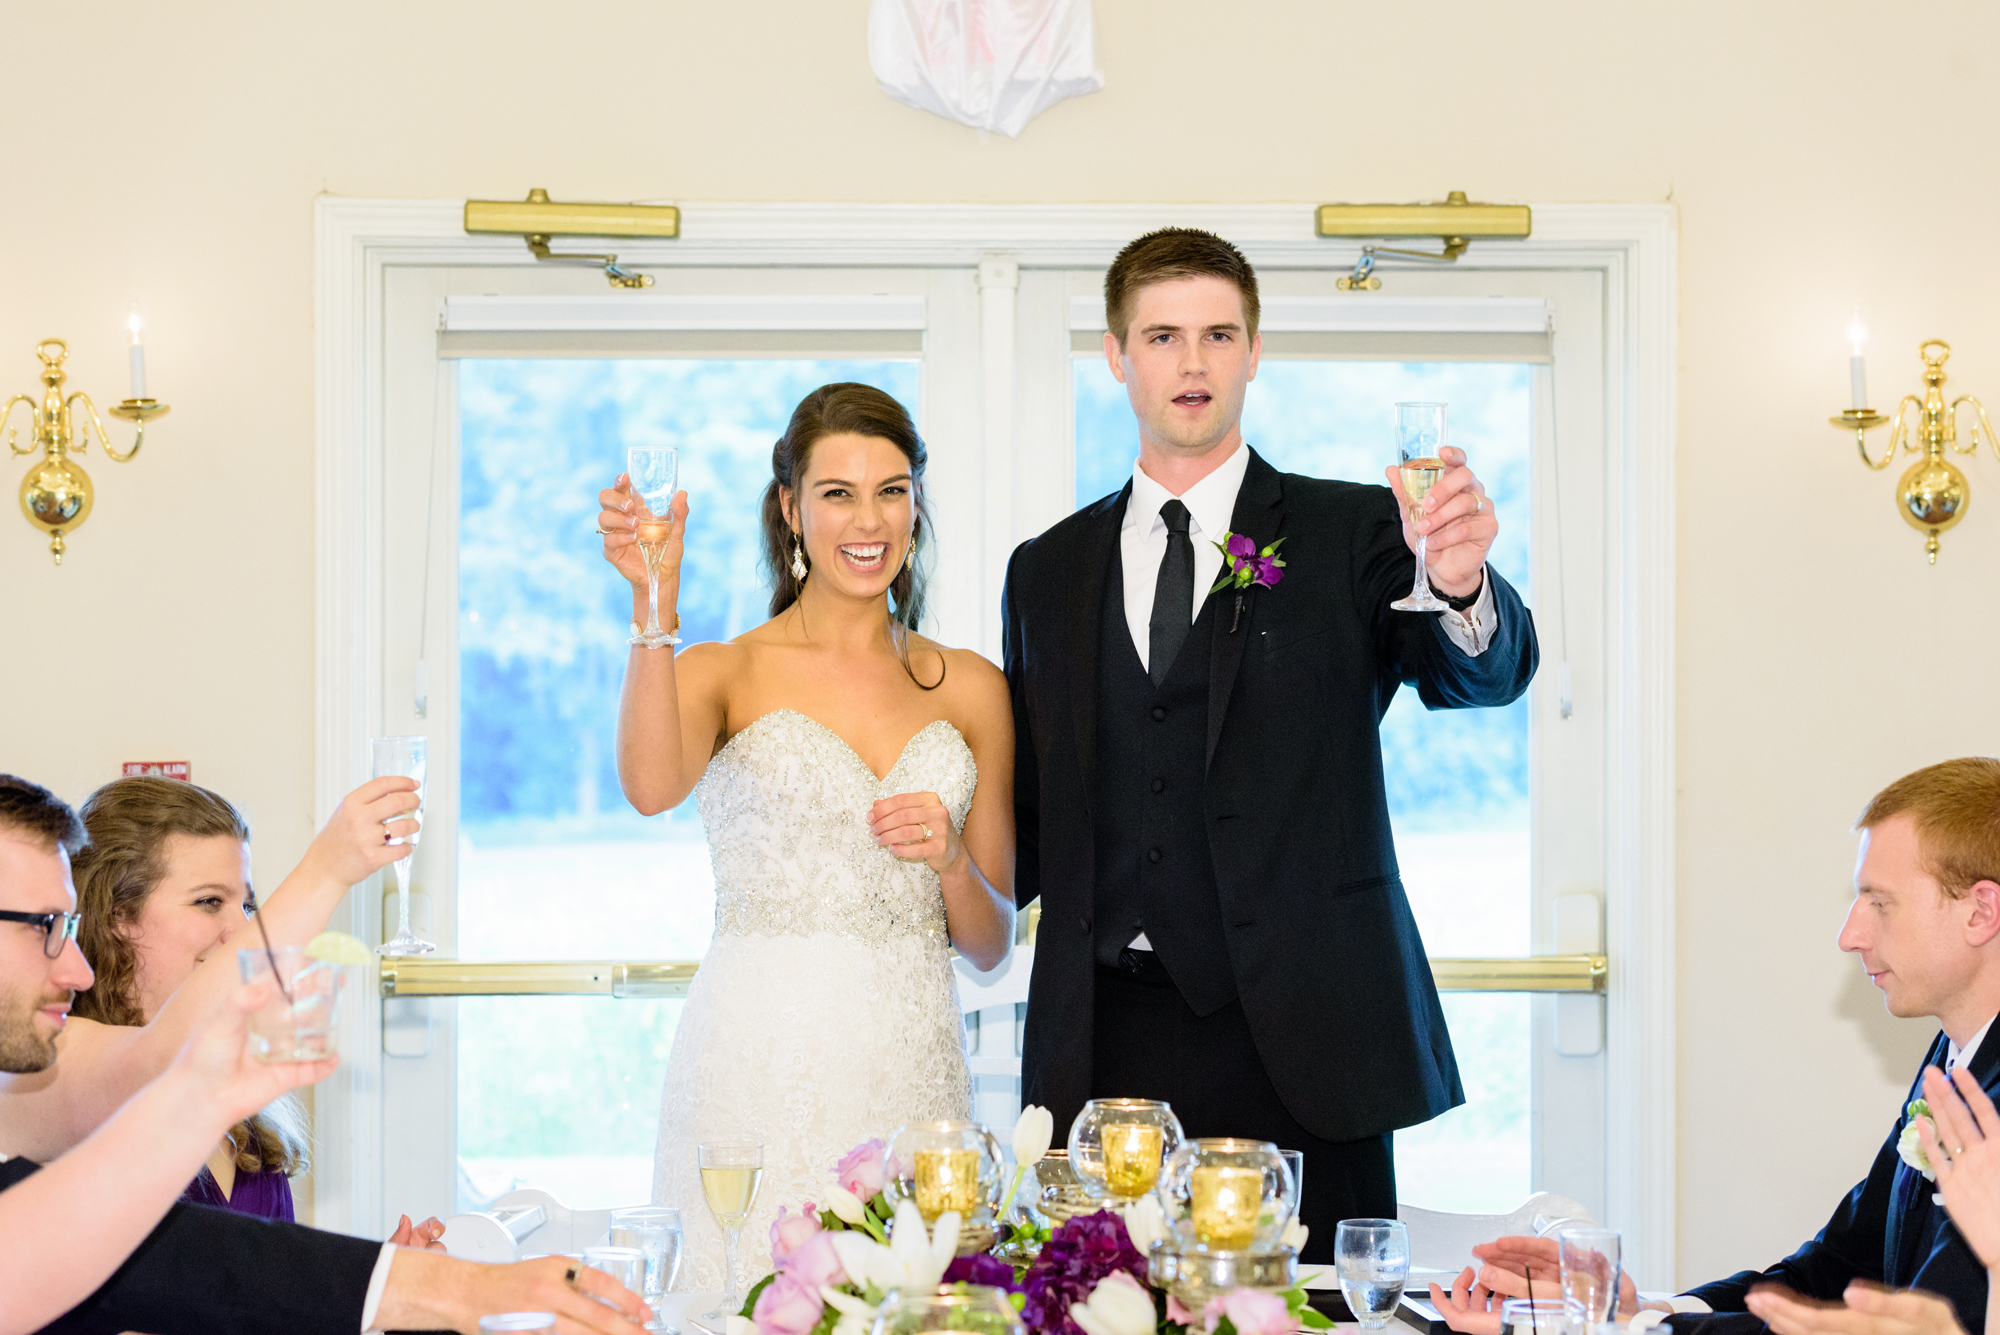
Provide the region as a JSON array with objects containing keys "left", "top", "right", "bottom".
[
  {"left": 1832, "top": 332, "right": 1993, "bottom": 563},
  {"left": 463, "top": 188, "right": 681, "bottom": 288},
  {"left": 1316, "top": 190, "right": 1533, "bottom": 290},
  {"left": 4, "top": 325, "right": 168, "bottom": 565}
]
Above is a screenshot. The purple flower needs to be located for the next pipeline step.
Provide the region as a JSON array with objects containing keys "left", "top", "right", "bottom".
[
  {"left": 945, "top": 1252, "right": 1023, "bottom": 1291},
  {"left": 1021, "top": 1210, "right": 1149, "bottom": 1335},
  {"left": 1226, "top": 533, "right": 1258, "bottom": 559},
  {"left": 1248, "top": 556, "right": 1284, "bottom": 589}
]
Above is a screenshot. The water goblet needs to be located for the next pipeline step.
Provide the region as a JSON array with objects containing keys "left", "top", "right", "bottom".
[
  {"left": 370, "top": 735, "right": 432, "bottom": 956},
  {"left": 697, "top": 1142, "right": 764, "bottom": 1326},
  {"left": 1559, "top": 1228, "right": 1622, "bottom": 1335},
  {"left": 628, "top": 446, "right": 681, "bottom": 648},
  {"left": 582, "top": 1246, "right": 650, "bottom": 1320},
  {"left": 611, "top": 1205, "right": 683, "bottom": 1334},
  {"left": 1500, "top": 1298, "right": 1566, "bottom": 1335},
  {"left": 871, "top": 1285, "right": 1026, "bottom": 1335},
  {"left": 1335, "top": 1217, "right": 1409, "bottom": 1330},
  {"left": 1390, "top": 401, "right": 1452, "bottom": 612}
]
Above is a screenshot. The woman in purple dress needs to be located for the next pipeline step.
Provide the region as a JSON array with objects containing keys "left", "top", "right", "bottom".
[{"left": 66, "top": 777, "right": 444, "bottom": 1243}]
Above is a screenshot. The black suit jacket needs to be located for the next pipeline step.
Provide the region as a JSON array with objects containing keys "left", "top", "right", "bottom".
[
  {"left": 1003, "top": 449, "right": 1539, "bottom": 1142},
  {"left": 3, "top": 1156, "right": 380, "bottom": 1335},
  {"left": 1673, "top": 1026, "right": 2000, "bottom": 1335}
]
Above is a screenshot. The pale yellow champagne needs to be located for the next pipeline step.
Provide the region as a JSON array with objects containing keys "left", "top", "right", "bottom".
[
  {"left": 700, "top": 1164, "right": 763, "bottom": 1227},
  {"left": 1399, "top": 456, "right": 1446, "bottom": 513}
]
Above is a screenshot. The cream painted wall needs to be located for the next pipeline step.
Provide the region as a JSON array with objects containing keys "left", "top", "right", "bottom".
[{"left": 3, "top": 0, "right": 1994, "bottom": 1287}]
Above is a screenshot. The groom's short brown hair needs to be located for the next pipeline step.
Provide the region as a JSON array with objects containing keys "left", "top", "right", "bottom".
[
  {"left": 1857, "top": 757, "right": 2000, "bottom": 899},
  {"left": 1104, "top": 228, "right": 1260, "bottom": 350}
]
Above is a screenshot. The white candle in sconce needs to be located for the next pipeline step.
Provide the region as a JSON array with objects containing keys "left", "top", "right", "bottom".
[
  {"left": 128, "top": 306, "right": 147, "bottom": 400},
  {"left": 1849, "top": 314, "right": 1868, "bottom": 410}
]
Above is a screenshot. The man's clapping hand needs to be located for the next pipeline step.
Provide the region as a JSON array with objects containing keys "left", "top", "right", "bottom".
[
  {"left": 1744, "top": 1281, "right": 1968, "bottom": 1335},
  {"left": 1916, "top": 1065, "right": 2000, "bottom": 1269}
]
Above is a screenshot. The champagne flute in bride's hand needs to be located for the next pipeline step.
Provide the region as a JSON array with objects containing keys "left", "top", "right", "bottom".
[
  {"left": 628, "top": 446, "right": 681, "bottom": 648},
  {"left": 371, "top": 736, "right": 432, "bottom": 956},
  {"left": 698, "top": 1142, "right": 763, "bottom": 1326},
  {"left": 1390, "top": 401, "right": 1451, "bottom": 613}
]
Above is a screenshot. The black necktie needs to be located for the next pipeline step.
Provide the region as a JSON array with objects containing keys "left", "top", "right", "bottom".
[{"left": 1149, "top": 499, "right": 1194, "bottom": 686}]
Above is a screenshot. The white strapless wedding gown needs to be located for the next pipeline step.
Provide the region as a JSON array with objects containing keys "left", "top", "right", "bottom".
[{"left": 652, "top": 709, "right": 976, "bottom": 1294}]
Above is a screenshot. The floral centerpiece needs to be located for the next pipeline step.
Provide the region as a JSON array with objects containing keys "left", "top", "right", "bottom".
[{"left": 730, "top": 1110, "right": 1332, "bottom": 1335}]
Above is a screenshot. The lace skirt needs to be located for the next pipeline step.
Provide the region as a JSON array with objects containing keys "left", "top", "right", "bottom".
[{"left": 651, "top": 931, "right": 972, "bottom": 1294}]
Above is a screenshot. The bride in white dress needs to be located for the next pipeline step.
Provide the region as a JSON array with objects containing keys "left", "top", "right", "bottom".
[{"left": 596, "top": 383, "right": 1017, "bottom": 1301}]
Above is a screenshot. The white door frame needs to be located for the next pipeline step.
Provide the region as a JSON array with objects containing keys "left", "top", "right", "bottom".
[{"left": 313, "top": 197, "right": 1675, "bottom": 1282}]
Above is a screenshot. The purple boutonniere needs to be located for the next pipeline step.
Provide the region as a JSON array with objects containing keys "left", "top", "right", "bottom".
[{"left": 1209, "top": 531, "right": 1286, "bottom": 594}]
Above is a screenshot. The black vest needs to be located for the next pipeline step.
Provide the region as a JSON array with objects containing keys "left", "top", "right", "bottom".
[{"left": 1091, "top": 545, "right": 1238, "bottom": 1016}]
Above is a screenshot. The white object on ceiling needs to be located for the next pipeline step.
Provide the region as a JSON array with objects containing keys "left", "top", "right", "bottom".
[{"left": 869, "top": 0, "right": 1104, "bottom": 138}]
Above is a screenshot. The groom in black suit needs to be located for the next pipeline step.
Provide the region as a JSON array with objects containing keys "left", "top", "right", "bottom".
[{"left": 1003, "top": 228, "right": 1538, "bottom": 1257}]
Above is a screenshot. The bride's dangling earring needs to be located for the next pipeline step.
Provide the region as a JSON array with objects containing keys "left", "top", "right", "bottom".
[
  {"left": 791, "top": 537, "right": 807, "bottom": 583},
  {"left": 903, "top": 530, "right": 916, "bottom": 573}
]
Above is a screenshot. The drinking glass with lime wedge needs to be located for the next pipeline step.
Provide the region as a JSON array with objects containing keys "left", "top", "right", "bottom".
[{"left": 237, "top": 932, "right": 367, "bottom": 1062}]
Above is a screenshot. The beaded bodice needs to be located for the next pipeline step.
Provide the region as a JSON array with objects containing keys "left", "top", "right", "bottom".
[{"left": 693, "top": 709, "right": 977, "bottom": 942}]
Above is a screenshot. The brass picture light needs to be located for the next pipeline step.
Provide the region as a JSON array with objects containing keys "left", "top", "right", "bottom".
[
  {"left": 1832, "top": 330, "right": 1994, "bottom": 563},
  {"left": 463, "top": 188, "right": 681, "bottom": 288},
  {"left": 5, "top": 321, "right": 167, "bottom": 565},
  {"left": 1316, "top": 190, "right": 1533, "bottom": 289}
]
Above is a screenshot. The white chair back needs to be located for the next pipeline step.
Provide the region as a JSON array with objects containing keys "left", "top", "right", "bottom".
[
  {"left": 441, "top": 1187, "right": 633, "bottom": 1263},
  {"left": 1397, "top": 1191, "right": 1596, "bottom": 1275}
]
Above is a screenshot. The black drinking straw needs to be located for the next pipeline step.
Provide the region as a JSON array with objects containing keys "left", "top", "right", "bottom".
[
  {"left": 242, "top": 888, "right": 295, "bottom": 1008},
  {"left": 1526, "top": 1260, "right": 1538, "bottom": 1335}
]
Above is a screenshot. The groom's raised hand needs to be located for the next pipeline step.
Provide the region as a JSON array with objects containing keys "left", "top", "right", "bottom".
[{"left": 1384, "top": 445, "right": 1497, "bottom": 599}]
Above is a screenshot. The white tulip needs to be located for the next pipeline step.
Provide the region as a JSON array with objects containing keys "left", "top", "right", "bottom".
[
  {"left": 825, "top": 1183, "right": 869, "bottom": 1226},
  {"left": 1117, "top": 1194, "right": 1168, "bottom": 1253},
  {"left": 1281, "top": 1217, "right": 1310, "bottom": 1251},
  {"left": 823, "top": 1285, "right": 881, "bottom": 1335},
  {"left": 1070, "top": 1272, "right": 1159, "bottom": 1335},
  {"left": 1012, "top": 1104, "right": 1055, "bottom": 1168}
]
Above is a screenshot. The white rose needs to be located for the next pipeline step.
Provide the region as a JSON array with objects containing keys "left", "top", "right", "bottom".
[
  {"left": 1899, "top": 1116, "right": 1937, "bottom": 1182},
  {"left": 1070, "top": 1272, "right": 1160, "bottom": 1335},
  {"left": 1013, "top": 1104, "right": 1056, "bottom": 1168}
]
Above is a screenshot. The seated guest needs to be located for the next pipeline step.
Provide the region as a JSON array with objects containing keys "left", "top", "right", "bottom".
[
  {"left": 0, "top": 773, "right": 650, "bottom": 1335},
  {"left": 66, "top": 775, "right": 442, "bottom": 1245},
  {"left": 0, "top": 767, "right": 417, "bottom": 1166},
  {"left": 1432, "top": 757, "right": 2000, "bottom": 1335}
]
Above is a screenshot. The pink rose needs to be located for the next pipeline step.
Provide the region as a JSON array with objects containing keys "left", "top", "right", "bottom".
[
  {"left": 835, "top": 1138, "right": 888, "bottom": 1198},
  {"left": 786, "top": 1230, "right": 847, "bottom": 1289},
  {"left": 1211, "top": 1290, "right": 1291, "bottom": 1335},
  {"left": 753, "top": 1274, "right": 825, "bottom": 1335},
  {"left": 1167, "top": 1297, "right": 1198, "bottom": 1327},
  {"left": 769, "top": 1204, "right": 822, "bottom": 1269}
]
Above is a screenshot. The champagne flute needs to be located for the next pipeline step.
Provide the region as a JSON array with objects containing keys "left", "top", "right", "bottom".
[
  {"left": 1390, "top": 401, "right": 1451, "bottom": 613},
  {"left": 697, "top": 1141, "right": 763, "bottom": 1325},
  {"left": 628, "top": 446, "right": 681, "bottom": 648},
  {"left": 371, "top": 735, "right": 433, "bottom": 956}
]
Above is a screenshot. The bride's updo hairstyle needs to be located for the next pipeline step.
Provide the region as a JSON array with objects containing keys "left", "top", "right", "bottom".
[{"left": 762, "top": 382, "right": 933, "bottom": 631}]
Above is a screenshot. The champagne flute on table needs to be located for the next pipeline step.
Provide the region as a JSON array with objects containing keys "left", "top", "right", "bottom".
[
  {"left": 697, "top": 1142, "right": 763, "bottom": 1326},
  {"left": 1390, "top": 400, "right": 1451, "bottom": 613},
  {"left": 628, "top": 445, "right": 681, "bottom": 648},
  {"left": 371, "top": 735, "right": 433, "bottom": 956}
]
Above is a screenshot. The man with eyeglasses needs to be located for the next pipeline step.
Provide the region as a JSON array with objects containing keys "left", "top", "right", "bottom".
[{"left": 0, "top": 773, "right": 653, "bottom": 1334}]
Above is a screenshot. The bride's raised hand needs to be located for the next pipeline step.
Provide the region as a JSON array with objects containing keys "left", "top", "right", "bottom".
[
  {"left": 597, "top": 474, "right": 690, "bottom": 591},
  {"left": 870, "top": 792, "right": 964, "bottom": 874}
]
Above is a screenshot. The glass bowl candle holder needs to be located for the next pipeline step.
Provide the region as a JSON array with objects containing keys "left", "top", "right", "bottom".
[
  {"left": 886, "top": 1121, "right": 1006, "bottom": 1253},
  {"left": 1158, "top": 1138, "right": 1296, "bottom": 1252},
  {"left": 1067, "top": 1099, "right": 1184, "bottom": 1203},
  {"left": 871, "top": 1286, "right": 1025, "bottom": 1335}
]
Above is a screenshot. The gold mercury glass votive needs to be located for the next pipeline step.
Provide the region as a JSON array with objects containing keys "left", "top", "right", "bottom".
[
  {"left": 1103, "top": 1123, "right": 1166, "bottom": 1197},
  {"left": 914, "top": 1147, "right": 983, "bottom": 1219},
  {"left": 1189, "top": 1165, "right": 1262, "bottom": 1249}
]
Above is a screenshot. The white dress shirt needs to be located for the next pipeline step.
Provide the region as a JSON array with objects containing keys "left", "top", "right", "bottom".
[
  {"left": 1119, "top": 443, "right": 1500, "bottom": 951},
  {"left": 361, "top": 1245, "right": 397, "bottom": 1332}
]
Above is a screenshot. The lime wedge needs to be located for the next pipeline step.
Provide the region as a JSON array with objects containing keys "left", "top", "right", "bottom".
[{"left": 304, "top": 931, "right": 372, "bottom": 965}]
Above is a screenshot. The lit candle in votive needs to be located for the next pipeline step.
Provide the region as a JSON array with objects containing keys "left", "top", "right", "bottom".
[
  {"left": 914, "top": 1147, "right": 981, "bottom": 1219},
  {"left": 1190, "top": 1165, "right": 1263, "bottom": 1249},
  {"left": 128, "top": 306, "right": 147, "bottom": 400},
  {"left": 1849, "top": 315, "right": 1868, "bottom": 410},
  {"left": 1102, "top": 1122, "right": 1164, "bottom": 1197}
]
